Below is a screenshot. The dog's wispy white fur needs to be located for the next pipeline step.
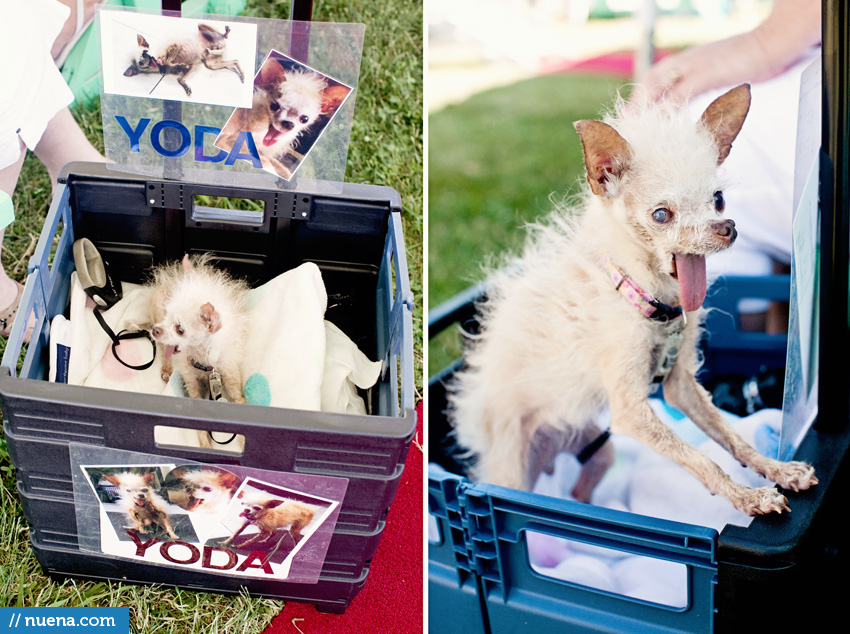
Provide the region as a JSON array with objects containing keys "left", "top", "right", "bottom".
[
  {"left": 449, "top": 85, "right": 817, "bottom": 516},
  {"left": 149, "top": 254, "right": 249, "bottom": 403}
]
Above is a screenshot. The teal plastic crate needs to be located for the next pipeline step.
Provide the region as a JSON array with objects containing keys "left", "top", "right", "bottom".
[{"left": 428, "top": 277, "right": 849, "bottom": 633}]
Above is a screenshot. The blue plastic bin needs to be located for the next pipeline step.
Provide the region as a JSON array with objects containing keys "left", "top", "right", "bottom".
[{"left": 428, "top": 277, "right": 849, "bottom": 633}]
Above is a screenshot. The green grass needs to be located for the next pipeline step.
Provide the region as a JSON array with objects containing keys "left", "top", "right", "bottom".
[
  {"left": 428, "top": 73, "right": 626, "bottom": 374},
  {"left": 0, "top": 0, "right": 421, "bottom": 627}
]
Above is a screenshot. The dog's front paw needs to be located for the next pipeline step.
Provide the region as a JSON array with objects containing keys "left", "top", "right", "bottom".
[
  {"left": 770, "top": 461, "right": 818, "bottom": 492},
  {"left": 738, "top": 487, "right": 790, "bottom": 516}
]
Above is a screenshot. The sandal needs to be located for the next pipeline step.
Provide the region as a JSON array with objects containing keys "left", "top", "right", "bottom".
[
  {"left": 0, "top": 280, "right": 33, "bottom": 343},
  {"left": 73, "top": 238, "right": 122, "bottom": 308}
]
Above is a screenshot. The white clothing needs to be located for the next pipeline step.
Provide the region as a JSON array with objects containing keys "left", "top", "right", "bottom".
[{"left": 0, "top": 0, "right": 75, "bottom": 169}]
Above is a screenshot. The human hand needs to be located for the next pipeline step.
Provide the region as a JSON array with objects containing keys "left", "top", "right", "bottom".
[
  {"left": 635, "top": 32, "right": 775, "bottom": 104},
  {"left": 635, "top": 0, "right": 820, "bottom": 104}
]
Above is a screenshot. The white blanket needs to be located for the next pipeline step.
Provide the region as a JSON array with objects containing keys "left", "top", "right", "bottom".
[
  {"left": 524, "top": 402, "right": 783, "bottom": 607},
  {"left": 428, "top": 403, "right": 784, "bottom": 609},
  {"left": 64, "top": 262, "right": 381, "bottom": 418}
]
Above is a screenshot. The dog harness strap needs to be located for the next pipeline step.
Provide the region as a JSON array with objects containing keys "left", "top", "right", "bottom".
[
  {"left": 604, "top": 260, "right": 684, "bottom": 322},
  {"left": 577, "top": 429, "right": 611, "bottom": 464}
]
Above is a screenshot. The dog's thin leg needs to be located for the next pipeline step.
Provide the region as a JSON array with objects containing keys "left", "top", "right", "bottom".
[
  {"left": 160, "top": 517, "right": 178, "bottom": 540},
  {"left": 527, "top": 423, "right": 570, "bottom": 487},
  {"left": 221, "top": 365, "right": 245, "bottom": 403},
  {"left": 610, "top": 389, "right": 791, "bottom": 515},
  {"left": 664, "top": 368, "right": 817, "bottom": 492},
  {"left": 161, "top": 355, "right": 173, "bottom": 384},
  {"left": 567, "top": 423, "right": 615, "bottom": 503},
  {"left": 203, "top": 56, "right": 244, "bottom": 82},
  {"left": 177, "top": 67, "right": 197, "bottom": 96},
  {"left": 235, "top": 531, "right": 264, "bottom": 548},
  {"left": 222, "top": 520, "right": 250, "bottom": 546},
  {"left": 525, "top": 422, "right": 613, "bottom": 501}
]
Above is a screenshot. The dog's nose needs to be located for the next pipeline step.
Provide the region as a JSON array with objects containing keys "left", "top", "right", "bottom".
[
  {"left": 280, "top": 120, "right": 295, "bottom": 131},
  {"left": 711, "top": 219, "right": 736, "bottom": 242}
]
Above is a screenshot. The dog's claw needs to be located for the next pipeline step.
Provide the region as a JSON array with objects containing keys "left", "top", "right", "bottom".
[
  {"left": 770, "top": 461, "right": 817, "bottom": 492},
  {"left": 739, "top": 487, "right": 790, "bottom": 516}
]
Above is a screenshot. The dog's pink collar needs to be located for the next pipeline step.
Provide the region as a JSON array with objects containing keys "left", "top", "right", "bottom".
[{"left": 605, "top": 260, "right": 684, "bottom": 323}]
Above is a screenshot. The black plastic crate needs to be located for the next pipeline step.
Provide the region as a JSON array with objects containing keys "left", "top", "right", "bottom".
[{"left": 0, "top": 162, "right": 416, "bottom": 613}]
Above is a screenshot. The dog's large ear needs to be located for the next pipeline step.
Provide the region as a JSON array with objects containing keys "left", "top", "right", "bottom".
[
  {"left": 265, "top": 499, "right": 286, "bottom": 509},
  {"left": 143, "top": 472, "right": 156, "bottom": 486},
  {"left": 699, "top": 83, "right": 751, "bottom": 165},
  {"left": 181, "top": 255, "right": 194, "bottom": 277},
  {"left": 124, "top": 65, "right": 140, "bottom": 77},
  {"left": 200, "top": 302, "right": 222, "bottom": 333},
  {"left": 256, "top": 58, "right": 286, "bottom": 89},
  {"left": 574, "top": 120, "right": 632, "bottom": 197},
  {"left": 137, "top": 34, "right": 150, "bottom": 48},
  {"left": 321, "top": 85, "right": 350, "bottom": 115}
]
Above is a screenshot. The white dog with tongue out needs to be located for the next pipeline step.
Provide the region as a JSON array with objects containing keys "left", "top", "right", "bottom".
[
  {"left": 149, "top": 254, "right": 249, "bottom": 403},
  {"left": 448, "top": 84, "right": 817, "bottom": 516}
]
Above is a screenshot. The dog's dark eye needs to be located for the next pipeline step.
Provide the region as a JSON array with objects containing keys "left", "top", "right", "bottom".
[
  {"left": 175, "top": 324, "right": 184, "bottom": 336},
  {"left": 713, "top": 191, "right": 725, "bottom": 212},
  {"left": 299, "top": 115, "right": 310, "bottom": 124},
  {"left": 652, "top": 208, "right": 672, "bottom": 224},
  {"left": 270, "top": 102, "right": 280, "bottom": 112}
]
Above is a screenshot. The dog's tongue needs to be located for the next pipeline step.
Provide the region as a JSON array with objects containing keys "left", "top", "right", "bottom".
[
  {"left": 674, "top": 253, "right": 707, "bottom": 312},
  {"left": 188, "top": 497, "right": 201, "bottom": 511},
  {"left": 263, "top": 124, "right": 282, "bottom": 147},
  {"left": 165, "top": 345, "right": 177, "bottom": 360}
]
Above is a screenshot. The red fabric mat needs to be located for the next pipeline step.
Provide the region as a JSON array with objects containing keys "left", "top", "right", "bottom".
[
  {"left": 539, "top": 49, "right": 675, "bottom": 78},
  {"left": 262, "top": 401, "right": 423, "bottom": 634}
]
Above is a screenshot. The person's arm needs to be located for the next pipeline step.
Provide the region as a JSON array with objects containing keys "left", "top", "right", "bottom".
[{"left": 637, "top": 0, "right": 821, "bottom": 102}]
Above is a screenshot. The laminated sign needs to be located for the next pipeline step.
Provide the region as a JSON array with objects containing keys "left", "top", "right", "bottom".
[
  {"left": 97, "top": 6, "right": 363, "bottom": 191},
  {"left": 71, "top": 444, "right": 348, "bottom": 583}
]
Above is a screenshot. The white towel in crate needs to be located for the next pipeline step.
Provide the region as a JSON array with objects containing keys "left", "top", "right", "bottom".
[
  {"left": 523, "top": 403, "right": 783, "bottom": 607},
  {"left": 63, "top": 263, "right": 380, "bottom": 416}
]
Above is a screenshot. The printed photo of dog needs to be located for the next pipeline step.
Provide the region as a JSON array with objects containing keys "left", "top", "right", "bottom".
[
  {"left": 164, "top": 466, "right": 241, "bottom": 515},
  {"left": 222, "top": 491, "right": 315, "bottom": 549},
  {"left": 448, "top": 84, "right": 817, "bottom": 516},
  {"left": 99, "top": 11, "right": 256, "bottom": 107},
  {"left": 215, "top": 50, "right": 353, "bottom": 180},
  {"left": 147, "top": 254, "right": 250, "bottom": 403},
  {"left": 215, "top": 480, "right": 334, "bottom": 562},
  {"left": 84, "top": 467, "right": 184, "bottom": 540}
]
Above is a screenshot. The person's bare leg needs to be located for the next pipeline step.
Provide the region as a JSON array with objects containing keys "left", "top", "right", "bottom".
[
  {"left": 33, "top": 107, "right": 104, "bottom": 187},
  {"left": 0, "top": 137, "right": 28, "bottom": 314}
]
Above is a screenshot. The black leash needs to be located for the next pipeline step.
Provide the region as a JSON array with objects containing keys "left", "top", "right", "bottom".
[{"left": 93, "top": 306, "right": 156, "bottom": 371}]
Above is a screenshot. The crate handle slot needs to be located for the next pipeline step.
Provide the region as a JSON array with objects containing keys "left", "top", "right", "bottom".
[
  {"left": 190, "top": 195, "right": 266, "bottom": 227},
  {"left": 154, "top": 425, "right": 244, "bottom": 455}
]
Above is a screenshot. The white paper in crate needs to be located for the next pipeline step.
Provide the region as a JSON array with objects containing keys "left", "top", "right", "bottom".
[{"left": 65, "top": 262, "right": 381, "bottom": 415}]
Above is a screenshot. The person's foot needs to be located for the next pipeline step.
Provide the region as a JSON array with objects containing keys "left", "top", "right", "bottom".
[{"left": 0, "top": 279, "right": 28, "bottom": 340}]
